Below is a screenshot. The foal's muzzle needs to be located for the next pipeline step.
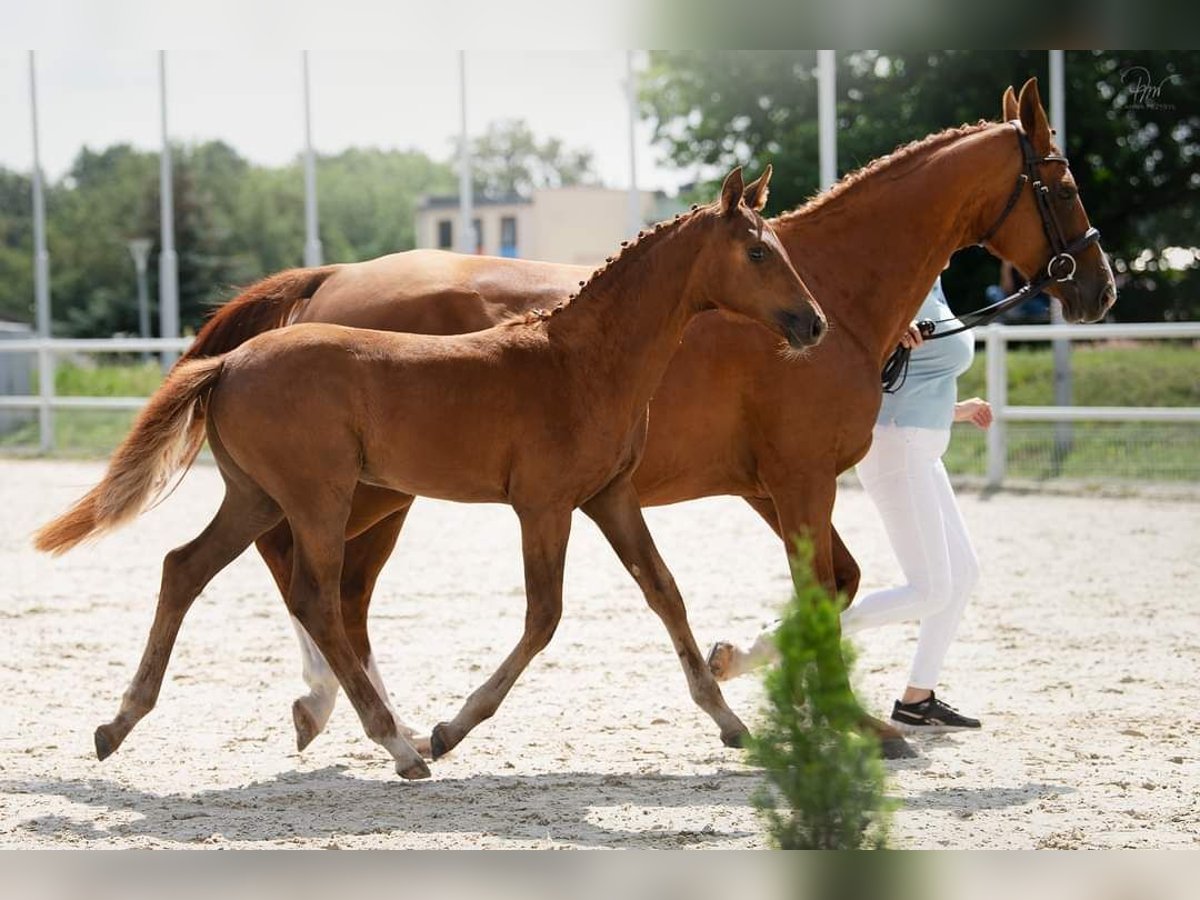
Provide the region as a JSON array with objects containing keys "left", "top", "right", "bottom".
[{"left": 777, "top": 307, "right": 827, "bottom": 349}]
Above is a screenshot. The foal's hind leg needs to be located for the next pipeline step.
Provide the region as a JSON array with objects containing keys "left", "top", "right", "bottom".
[
  {"left": 94, "top": 485, "right": 282, "bottom": 760},
  {"left": 285, "top": 508, "right": 429, "bottom": 779},
  {"left": 291, "top": 504, "right": 419, "bottom": 752},
  {"left": 429, "top": 507, "right": 571, "bottom": 759},
  {"left": 582, "top": 477, "right": 749, "bottom": 748}
]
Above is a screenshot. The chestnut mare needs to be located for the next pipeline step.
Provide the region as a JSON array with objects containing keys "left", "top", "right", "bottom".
[
  {"left": 35, "top": 169, "right": 825, "bottom": 778},
  {"left": 158, "top": 80, "right": 1112, "bottom": 762}
]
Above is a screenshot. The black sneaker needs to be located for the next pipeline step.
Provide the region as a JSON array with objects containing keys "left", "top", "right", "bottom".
[{"left": 890, "top": 692, "right": 981, "bottom": 733}]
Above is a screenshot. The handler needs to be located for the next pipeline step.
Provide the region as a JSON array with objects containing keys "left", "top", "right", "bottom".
[{"left": 843, "top": 275, "right": 990, "bottom": 733}]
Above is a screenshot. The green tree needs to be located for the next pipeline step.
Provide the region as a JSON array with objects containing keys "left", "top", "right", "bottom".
[
  {"left": 459, "top": 119, "right": 597, "bottom": 199},
  {"left": 0, "top": 168, "right": 35, "bottom": 324},
  {"left": 641, "top": 50, "right": 1200, "bottom": 322}
]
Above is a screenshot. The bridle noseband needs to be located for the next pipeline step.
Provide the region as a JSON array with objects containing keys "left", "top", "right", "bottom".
[{"left": 881, "top": 120, "right": 1102, "bottom": 393}]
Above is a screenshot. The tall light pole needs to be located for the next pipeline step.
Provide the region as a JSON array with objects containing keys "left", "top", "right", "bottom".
[
  {"left": 302, "top": 50, "right": 323, "bottom": 267},
  {"left": 28, "top": 51, "right": 53, "bottom": 452},
  {"left": 625, "top": 50, "right": 641, "bottom": 237},
  {"left": 128, "top": 238, "right": 153, "bottom": 361},
  {"left": 158, "top": 51, "right": 180, "bottom": 369},
  {"left": 1048, "top": 49, "right": 1073, "bottom": 460},
  {"left": 817, "top": 50, "right": 837, "bottom": 191},
  {"left": 456, "top": 51, "right": 475, "bottom": 255}
]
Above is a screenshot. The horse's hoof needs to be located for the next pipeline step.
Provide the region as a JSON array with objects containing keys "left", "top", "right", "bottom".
[
  {"left": 429, "top": 722, "right": 455, "bottom": 760},
  {"left": 721, "top": 728, "right": 749, "bottom": 749},
  {"left": 292, "top": 700, "right": 320, "bottom": 752},
  {"left": 881, "top": 736, "right": 918, "bottom": 760},
  {"left": 94, "top": 725, "right": 118, "bottom": 761},
  {"left": 397, "top": 758, "right": 432, "bottom": 781},
  {"left": 707, "top": 642, "right": 737, "bottom": 682}
]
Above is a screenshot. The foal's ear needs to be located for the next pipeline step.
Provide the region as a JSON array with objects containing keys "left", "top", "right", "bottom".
[
  {"left": 1017, "top": 77, "right": 1053, "bottom": 154},
  {"left": 1002, "top": 85, "right": 1019, "bottom": 122},
  {"left": 743, "top": 164, "right": 772, "bottom": 212},
  {"left": 719, "top": 166, "right": 745, "bottom": 216}
]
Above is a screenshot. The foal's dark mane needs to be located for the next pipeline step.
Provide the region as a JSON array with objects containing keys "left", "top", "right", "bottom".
[
  {"left": 773, "top": 120, "right": 995, "bottom": 226},
  {"left": 503, "top": 201, "right": 731, "bottom": 327}
]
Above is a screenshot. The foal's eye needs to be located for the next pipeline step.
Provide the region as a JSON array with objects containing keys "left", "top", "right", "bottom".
[{"left": 748, "top": 245, "right": 767, "bottom": 262}]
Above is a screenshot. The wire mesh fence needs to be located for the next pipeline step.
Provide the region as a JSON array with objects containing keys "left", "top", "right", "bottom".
[{"left": 946, "top": 421, "right": 1200, "bottom": 482}]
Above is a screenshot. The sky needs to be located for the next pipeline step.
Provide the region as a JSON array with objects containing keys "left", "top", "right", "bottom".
[{"left": 0, "top": 49, "right": 692, "bottom": 193}]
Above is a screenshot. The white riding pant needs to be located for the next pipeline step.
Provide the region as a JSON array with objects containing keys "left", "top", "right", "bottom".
[{"left": 842, "top": 424, "right": 980, "bottom": 690}]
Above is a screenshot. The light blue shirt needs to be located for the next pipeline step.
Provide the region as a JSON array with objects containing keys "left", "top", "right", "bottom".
[{"left": 877, "top": 278, "right": 975, "bottom": 431}]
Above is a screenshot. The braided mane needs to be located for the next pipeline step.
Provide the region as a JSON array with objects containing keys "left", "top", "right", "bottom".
[
  {"left": 503, "top": 202, "right": 715, "bottom": 327},
  {"left": 773, "top": 120, "right": 996, "bottom": 225}
]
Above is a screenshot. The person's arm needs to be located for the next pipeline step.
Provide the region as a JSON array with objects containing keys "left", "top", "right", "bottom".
[{"left": 954, "top": 397, "right": 993, "bottom": 429}]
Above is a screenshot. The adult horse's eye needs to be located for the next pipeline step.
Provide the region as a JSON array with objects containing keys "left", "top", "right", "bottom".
[
  {"left": 1057, "top": 184, "right": 1077, "bottom": 201},
  {"left": 748, "top": 245, "right": 767, "bottom": 262}
]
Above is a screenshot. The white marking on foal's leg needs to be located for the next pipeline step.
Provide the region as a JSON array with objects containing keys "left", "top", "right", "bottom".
[{"left": 292, "top": 616, "right": 339, "bottom": 734}]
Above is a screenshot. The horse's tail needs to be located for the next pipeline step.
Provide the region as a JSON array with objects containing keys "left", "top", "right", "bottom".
[
  {"left": 33, "top": 356, "right": 226, "bottom": 556},
  {"left": 182, "top": 266, "right": 337, "bottom": 360}
]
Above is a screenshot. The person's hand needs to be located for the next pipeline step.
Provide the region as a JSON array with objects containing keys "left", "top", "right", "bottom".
[
  {"left": 898, "top": 321, "right": 925, "bottom": 349},
  {"left": 955, "top": 397, "right": 993, "bottom": 430}
]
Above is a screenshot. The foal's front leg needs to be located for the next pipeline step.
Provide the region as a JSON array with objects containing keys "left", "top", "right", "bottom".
[
  {"left": 428, "top": 508, "right": 571, "bottom": 759},
  {"left": 582, "top": 477, "right": 749, "bottom": 748}
]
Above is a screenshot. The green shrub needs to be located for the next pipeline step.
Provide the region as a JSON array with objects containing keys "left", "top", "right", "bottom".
[{"left": 747, "top": 539, "right": 891, "bottom": 850}]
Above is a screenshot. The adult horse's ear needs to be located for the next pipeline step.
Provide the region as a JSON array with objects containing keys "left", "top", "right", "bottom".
[
  {"left": 719, "top": 166, "right": 745, "bottom": 216},
  {"left": 743, "top": 164, "right": 772, "bottom": 212},
  {"left": 1017, "top": 77, "right": 1052, "bottom": 154},
  {"left": 1002, "top": 85, "right": 1019, "bottom": 122}
]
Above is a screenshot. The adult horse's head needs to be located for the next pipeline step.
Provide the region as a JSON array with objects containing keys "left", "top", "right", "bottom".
[
  {"left": 980, "top": 78, "right": 1116, "bottom": 323},
  {"left": 693, "top": 166, "right": 827, "bottom": 349}
]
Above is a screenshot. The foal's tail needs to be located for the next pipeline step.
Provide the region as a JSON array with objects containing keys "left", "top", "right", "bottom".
[
  {"left": 33, "top": 356, "right": 226, "bottom": 556},
  {"left": 182, "top": 266, "right": 337, "bottom": 361}
]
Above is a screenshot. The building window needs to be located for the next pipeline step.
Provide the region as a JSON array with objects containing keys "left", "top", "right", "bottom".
[
  {"left": 472, "top": 218, "right": 483, "bottom": 254},
  {"left": 437, "top": 220, "right": 453, "bottom": 249},
  {"left": 500, "top": 216, "right": 518, "bottom": 258}
]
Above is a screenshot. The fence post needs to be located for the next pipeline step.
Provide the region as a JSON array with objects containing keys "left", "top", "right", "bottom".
[
  {"left": 985, "top": 325, "right": 1006, "bottom": 487},
  {"left": 38, "top": 342, "right": 54, "bottom": 453}
]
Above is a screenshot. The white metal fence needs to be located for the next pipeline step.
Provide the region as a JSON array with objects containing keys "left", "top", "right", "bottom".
[
  {"left": 0, "top": 324, "right": 1197, "bottom": 485},
  {"left": 981, "top": 322, "right": 1200, "bottom": 486}
]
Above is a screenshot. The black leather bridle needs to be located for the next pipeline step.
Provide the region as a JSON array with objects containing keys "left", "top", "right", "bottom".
[{"left": 881, "top": 120, "right": 1102, "bottom": 393}]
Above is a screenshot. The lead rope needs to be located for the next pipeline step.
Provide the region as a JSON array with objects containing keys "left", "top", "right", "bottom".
[{"left": 881, "top": 279, "right": 1051, "bottom": 393}]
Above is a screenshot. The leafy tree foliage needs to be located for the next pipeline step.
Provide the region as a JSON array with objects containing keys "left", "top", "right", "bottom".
[
  {"left": 641, "top": 50, "right": 1200, "bottom": 321},
  {"left": 0, "top": 143, "right": 456, "bottom": 336},
  {"left": 458, "top": 118, "right": 598, "bottom": 199}
]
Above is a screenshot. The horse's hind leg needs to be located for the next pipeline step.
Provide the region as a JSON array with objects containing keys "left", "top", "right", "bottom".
[
  {"left": 429, "top": 506, "right": 571, "bottom": 759},
  {"left": 582, "top": 477, "right": 749, "bottom": 748},
  {"left": 94, "top": 483, "right": 282, "bottom": 760}
]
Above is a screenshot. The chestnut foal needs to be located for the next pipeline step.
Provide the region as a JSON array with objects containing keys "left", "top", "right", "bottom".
[{"left": 35, "top": 168, "right": 825, "bottom": 778}]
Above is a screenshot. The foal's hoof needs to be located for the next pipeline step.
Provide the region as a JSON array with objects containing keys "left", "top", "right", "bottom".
[
  {"left": 881, "top": 736, "right": 918, "bottom": 761},
  {"left": 429, "top": 723, "right": 455, "bottom": 761},
  {"left": 292, "top": 700, "right": 321, "bottom": 752},
  {"left": 94, "top": 724, "right": 119, "bottom": 761},
  {"left": 720, "top": 728, "right": 749, "bottom": 749},
  {"left": 707, "top": 642, "right": 737, "bottom": 682},
  {"left": 396, "top": 758, "right": 432, "bottom": 781}
]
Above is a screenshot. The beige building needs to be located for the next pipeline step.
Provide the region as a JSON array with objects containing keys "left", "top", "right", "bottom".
[{"left": 415, "top": 187, "right": 682, "bottom": 267}]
